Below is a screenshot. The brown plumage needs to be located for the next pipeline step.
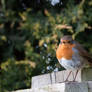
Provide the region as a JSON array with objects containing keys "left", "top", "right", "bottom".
[{"left": 74, "top": 41, "right": 92, "bottom": 64}]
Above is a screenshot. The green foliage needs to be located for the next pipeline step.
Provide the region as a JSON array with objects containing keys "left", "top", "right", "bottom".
[
  {"left": 0, "top": 0, "right": 92, "bottom": 91},
  {"left": 1, "top": 59, "right": 32, "bottom": 91}
]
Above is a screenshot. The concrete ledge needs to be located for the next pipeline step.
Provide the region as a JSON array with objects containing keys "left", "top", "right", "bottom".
[
  {"left": 12, "top": 68, "right": 92, "bottom": 92},
  {"left": 13, "top": 81, "right": 92, "bottom": 92},
  {"left": 31, "top": 82, "right": 88, "bottom": 92},
  {"left": 88, "top": 81, "right": 92, "bottom": 92},
  {"left": 32, "top": 68, "right": 92, "bottom": 88}
]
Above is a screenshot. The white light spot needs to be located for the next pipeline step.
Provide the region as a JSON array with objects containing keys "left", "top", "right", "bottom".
[{"left": 51, "top": 0, "right": 60, "bottom": 6}]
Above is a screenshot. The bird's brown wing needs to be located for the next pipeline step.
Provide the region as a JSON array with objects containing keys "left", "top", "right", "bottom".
[{"left": 74, "top": 41, "right": 92, "bottom": 63}]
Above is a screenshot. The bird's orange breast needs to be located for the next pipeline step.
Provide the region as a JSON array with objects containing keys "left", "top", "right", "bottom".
[{"left": 56, "top": 44, "right": 75, "bottom": 60}]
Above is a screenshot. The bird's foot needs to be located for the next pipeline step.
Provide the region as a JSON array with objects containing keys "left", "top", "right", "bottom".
[
  {"left": 58, "top": 80, "right": 78, "bottom": 83},
  {"left": 58, "top": 80, "right": 69, "bottom": 83}
]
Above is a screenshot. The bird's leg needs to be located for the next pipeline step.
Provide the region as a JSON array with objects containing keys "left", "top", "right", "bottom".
[
  {"left": 73, "top": 70, "right": 79, "bottom": 82},
  {"left": 65, "top": 71, "right": 72, "bottom": 82}
]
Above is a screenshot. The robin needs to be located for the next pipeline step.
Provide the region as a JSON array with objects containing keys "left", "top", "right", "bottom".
[{"left": 56, "top": 35, "right": 92, "bottom": 82}]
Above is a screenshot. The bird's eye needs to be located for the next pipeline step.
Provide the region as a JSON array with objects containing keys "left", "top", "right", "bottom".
[
  {"left": 67, "top": 41, "right": 71, "bottom": 43},
  {"left": 62, "top": 41, "right": 66, "bottom": 44},
  {"left": 68, "top": 40, "right": 74, "bottom": 44},
  {"left": 61, "top": 40, "right": 74, "bottom": 44}
]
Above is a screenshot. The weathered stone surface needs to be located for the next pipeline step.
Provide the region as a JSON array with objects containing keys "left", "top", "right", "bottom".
[
  {"left": 32, "top": 73, "right": 52, "bottom": 88},
  {"left": 81, "top": 68, "right": 92, "bottom": 81},
  {"left": 13, "top": 82, "right": 89, "bottom": 92},
  {"left": 32, "top": 68, "right": 92, "bottom": 88},
  {"left": 12, "top": 68, "right": 92, "bottom": 92},
  {"left": 65, "top": 82, "right": 88, "bottom": 92},
  {"left": 87, "top": 81, "right": 92, "bottom": 92}
]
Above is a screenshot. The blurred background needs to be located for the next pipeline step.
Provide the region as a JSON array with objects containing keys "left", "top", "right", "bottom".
[{"left": 0, "top": 0, "right": 92, "bottom": 91}]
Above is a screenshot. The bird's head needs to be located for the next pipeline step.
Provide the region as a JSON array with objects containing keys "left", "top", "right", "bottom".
[{"left": 60, "top": 35, "right": 75, "bottom": 49}]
